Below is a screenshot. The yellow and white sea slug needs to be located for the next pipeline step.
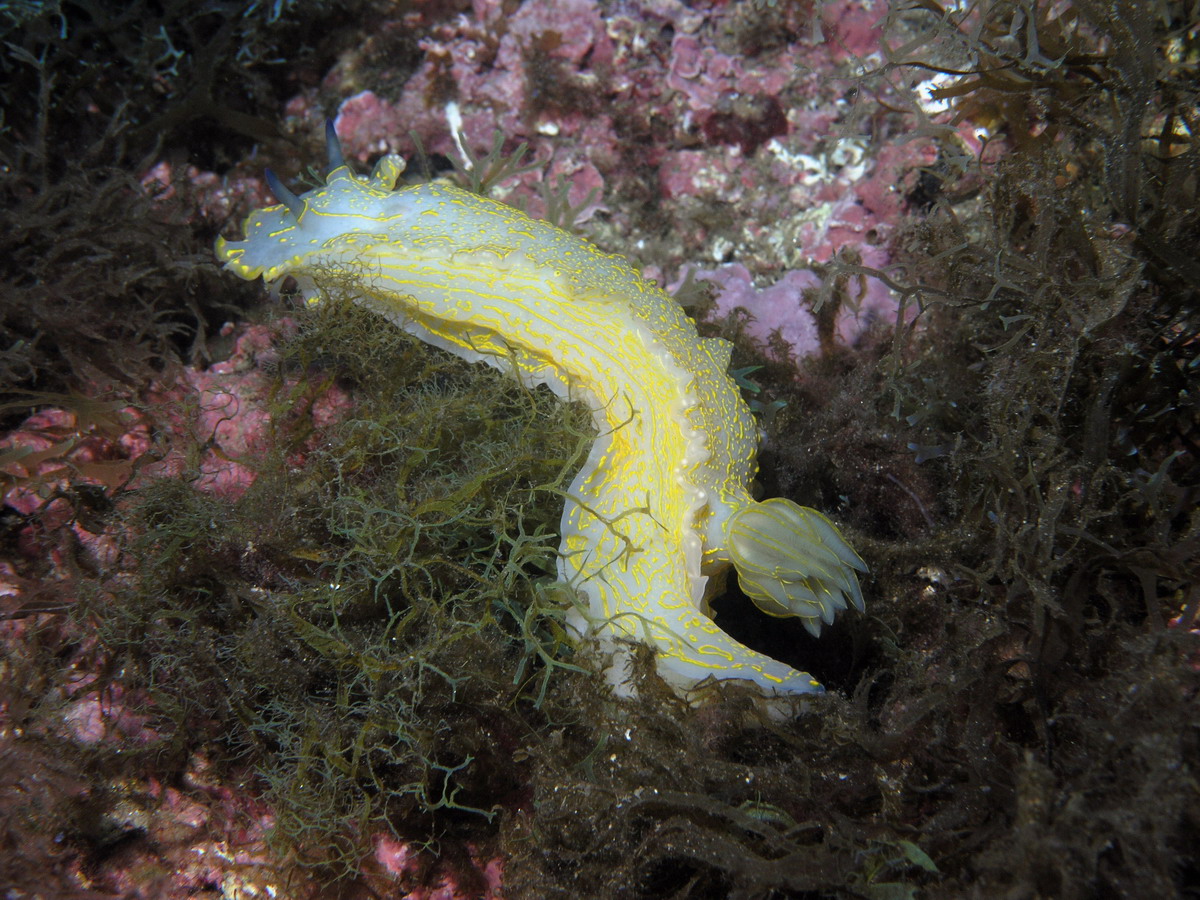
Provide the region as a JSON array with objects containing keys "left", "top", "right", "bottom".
[{"left": 216, "top": 124, "right": 867, "bottom": 698}]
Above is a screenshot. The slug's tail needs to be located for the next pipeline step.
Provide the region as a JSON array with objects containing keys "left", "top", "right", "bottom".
[{"left": 726, "top": 498, "right": 866, "bottom": 637}]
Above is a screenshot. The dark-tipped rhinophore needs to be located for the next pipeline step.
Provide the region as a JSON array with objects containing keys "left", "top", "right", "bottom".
[
  {"left": 264, "top": 168, "right": 305, "bottom": 219},
  {"left": 326, "top": 119, "right": 346, "bottom": 174}
]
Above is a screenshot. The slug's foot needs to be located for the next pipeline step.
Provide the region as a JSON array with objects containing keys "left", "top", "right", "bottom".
[{"left": 726, "top": 498, "right": 866, "bottom": 637}]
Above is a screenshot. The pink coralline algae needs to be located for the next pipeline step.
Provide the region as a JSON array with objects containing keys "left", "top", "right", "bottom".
[
  {"left": 375, "top": 834, "right": 505, "bottom": 900},
  {"left": 138, "top": 322, "right": 352, "bottom": 499},
  {"left": 0, "top": 322, "right": 352, "bottom": 579},
  {"left": 332, "top": 0, "right": 613, "bottom": 160},
  {"left": 692, "top": 261, "right": 899, "bottom": 359}
]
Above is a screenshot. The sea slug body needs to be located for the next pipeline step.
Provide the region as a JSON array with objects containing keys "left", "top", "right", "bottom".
[{"left": 216, "top": 124, "right": 867, "bottom": 698}]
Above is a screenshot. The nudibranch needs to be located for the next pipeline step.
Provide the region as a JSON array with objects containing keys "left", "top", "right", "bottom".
[{"left": 216, "top": 124, "right": 866, "bottom": 697}]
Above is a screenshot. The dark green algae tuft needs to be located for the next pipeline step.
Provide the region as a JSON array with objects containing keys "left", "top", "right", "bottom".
[{"left": 86, "top": 294, "right": 597, "bottom": 875}]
